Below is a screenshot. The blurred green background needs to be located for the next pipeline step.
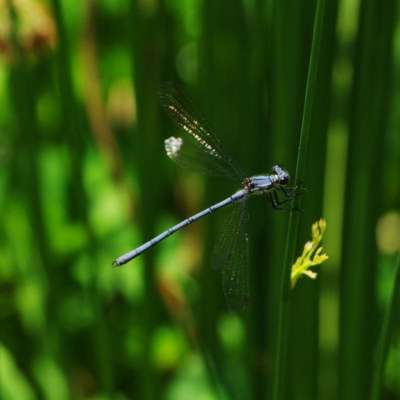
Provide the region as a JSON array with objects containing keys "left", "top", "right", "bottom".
[{"left": 1, "top": 0, "right": 400, "bottom": 399}]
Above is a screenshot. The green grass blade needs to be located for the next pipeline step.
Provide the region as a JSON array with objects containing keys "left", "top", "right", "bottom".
[
  {"left": 273, "top": 0, "right": 326, "bottom": 398},
  {"left": 370, "top": 251, "right": 400, "bottom": 399}
]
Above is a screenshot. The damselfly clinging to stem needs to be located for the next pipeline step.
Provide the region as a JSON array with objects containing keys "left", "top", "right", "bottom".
[{"left": 112, "top": 82, "right": 305, "bottom": 315}]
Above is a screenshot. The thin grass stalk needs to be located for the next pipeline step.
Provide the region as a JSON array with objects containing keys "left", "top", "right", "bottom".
[
  {"left": 8, "top": 38, "right": 51, "bottom": 400},
  {"left": 52, "top": 0, "right": 114, "bottom": 394},
  {"left": 127, "top": 1, "right": 168, "bottom": 398},
  {"left": 339, "top": 0, "right": 396, "bottom": 397},
  {"left": 370, "top": 251, "right": 400, "bottom": 399},
  {"left": 287, "top": 0, "right": 338, "bottom": 397},
  {"left": 272, "top": 0, "right": 325, "bottom": 398}
]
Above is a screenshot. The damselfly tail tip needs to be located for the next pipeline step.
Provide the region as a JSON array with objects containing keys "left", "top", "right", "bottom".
[{"left": 111, "top": 260, "right": 119, "bottom": 268}]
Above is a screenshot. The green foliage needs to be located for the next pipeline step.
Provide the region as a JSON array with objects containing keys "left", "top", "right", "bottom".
[{"left": 0, "top": 0, "right": 399, "bottom": 399}]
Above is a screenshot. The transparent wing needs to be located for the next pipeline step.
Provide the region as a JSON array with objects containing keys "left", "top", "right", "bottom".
[
  {"left": 165, "top": 136, "right": 237, "bottom": 177},
  {"left": 159, "top": 82, "right": 246, "bottom": 183},
  {"left": 211, "top": 197, "right": 250, "bottom": 315}
]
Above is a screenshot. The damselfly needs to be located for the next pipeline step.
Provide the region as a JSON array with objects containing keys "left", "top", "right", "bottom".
[{"left": 112, "top": 82, "right": 304, "bottom": 315}]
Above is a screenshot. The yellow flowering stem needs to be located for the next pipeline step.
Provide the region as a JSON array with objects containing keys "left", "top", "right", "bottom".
[{"left": 291, "top": 219, "right": 328, "bottom": 288}]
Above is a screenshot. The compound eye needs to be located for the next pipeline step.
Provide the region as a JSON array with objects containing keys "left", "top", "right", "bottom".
[{"left": 280, "top": 174, "right": 289, "bottom": 185}]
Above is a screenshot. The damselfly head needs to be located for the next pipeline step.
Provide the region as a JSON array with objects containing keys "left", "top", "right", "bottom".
[{"left": 272, "top": 165, "right": 290, "bottom": 186}]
